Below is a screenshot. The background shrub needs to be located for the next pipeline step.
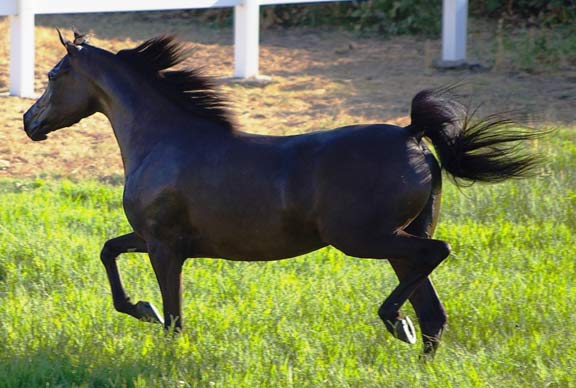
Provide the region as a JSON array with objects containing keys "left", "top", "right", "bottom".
[{"left": 191, "top": 0, "right": 576, "bottom": 35}]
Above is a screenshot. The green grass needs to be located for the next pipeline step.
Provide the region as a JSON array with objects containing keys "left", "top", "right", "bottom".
[
  {"left": 500, "top": 24, "right": 576, "bottom": 73},
  {"left": 0, "top": 128, "right": 574, "bottom": 387}
]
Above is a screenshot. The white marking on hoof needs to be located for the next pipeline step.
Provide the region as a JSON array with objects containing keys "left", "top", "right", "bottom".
[
  {"left": 136, "top": 301, "right": 164, "bottom": 325},
  {"left": 397, "top": 316, "right": 417, "bottom": 344}
]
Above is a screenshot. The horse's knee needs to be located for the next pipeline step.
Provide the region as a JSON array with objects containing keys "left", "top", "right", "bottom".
[{"left": 100, "top": 240, "right": 118, "bottom": 263}]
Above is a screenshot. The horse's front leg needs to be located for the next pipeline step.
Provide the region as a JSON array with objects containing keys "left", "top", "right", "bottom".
[
  {"left": 147, "top": 240, "right": 186, "bottom": 331},
  {"left": 100, "top": 232, "right": 163, "bottom": 324}
]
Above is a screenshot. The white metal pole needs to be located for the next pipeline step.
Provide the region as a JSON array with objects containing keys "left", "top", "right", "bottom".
[
  {"left": 234, "top": 0, "right": 260, "bottom": 78},
  {"left": 10, "top": 0, "right": 36, "bottom": 97},
  {"left": 441, "top": 0, "right": 467, "bottom": 63}
]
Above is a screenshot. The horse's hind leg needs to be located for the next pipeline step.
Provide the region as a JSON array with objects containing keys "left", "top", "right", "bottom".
[
  {"left": 392, "top": 189, "right": 448, "bottom": 355},
  {"left": 329, "top": 231, "right": 450, "bottom": 346},
  {"left": 100, "top": 232, "right": 163, "bottom": 324},
  {"left": 389, "top": 260, "right": 446, "bottom": 354},
  {"left": 373, "top": 233, "right": 450, "bottom": 345}
]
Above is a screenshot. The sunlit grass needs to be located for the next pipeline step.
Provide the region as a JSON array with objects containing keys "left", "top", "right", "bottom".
[{"left": 0, "top": 128, "right": 574, "bottom": 387}]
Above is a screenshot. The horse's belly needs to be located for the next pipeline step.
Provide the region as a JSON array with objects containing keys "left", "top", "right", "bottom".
[{"left": 197, "top": 222, "right": 326, "bottom": 261}]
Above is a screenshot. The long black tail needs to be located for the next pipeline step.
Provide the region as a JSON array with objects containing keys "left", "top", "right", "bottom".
[{"left": 407, "top": 88, "right": 543, "bottom": 186}]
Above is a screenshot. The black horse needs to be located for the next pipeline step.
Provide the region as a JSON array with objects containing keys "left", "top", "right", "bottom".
[{"left": 23, "top": 32, "right": 541, "bottom": 355}]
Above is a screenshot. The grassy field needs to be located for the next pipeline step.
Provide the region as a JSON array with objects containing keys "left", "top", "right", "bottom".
[{"left": 0, "top": 127, "right": 574, "bottom": 387}]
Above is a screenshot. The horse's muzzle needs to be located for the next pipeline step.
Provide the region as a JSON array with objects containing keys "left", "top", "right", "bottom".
[{"left": 23, "top": 108, "right": 48, "bottom": 141}]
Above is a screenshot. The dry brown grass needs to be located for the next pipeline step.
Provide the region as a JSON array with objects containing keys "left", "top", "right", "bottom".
[{"left": 0, "top": 12, "right": 573, "bottom": 179}]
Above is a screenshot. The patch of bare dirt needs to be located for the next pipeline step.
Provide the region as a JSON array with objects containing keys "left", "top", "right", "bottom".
[{"left": 0, "top": 12, "right": 574, "bottom": 179}]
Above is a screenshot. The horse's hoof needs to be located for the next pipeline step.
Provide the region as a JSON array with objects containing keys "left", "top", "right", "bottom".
[
  {"left": 135, "top": 301, "right": 164, "bottom": 325},
  {"left": 422, "top": 337, "right": 440, "bottom": 356},
  {"left": 385, "top": 316, "right": 417, "bottom": 344}
]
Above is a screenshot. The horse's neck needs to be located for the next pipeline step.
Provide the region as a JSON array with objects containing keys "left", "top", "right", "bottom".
[{"left": 96, "top": 74, "right": 181, "bottom": 176}]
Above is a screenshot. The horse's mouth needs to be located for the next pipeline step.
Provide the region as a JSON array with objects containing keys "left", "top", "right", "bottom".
[
  {"left": 24, "top": 121, "right": 49, "bottom": 141},
  {"left": 30, "top": 131, "right": 48, "bottom": 141},
  {"left": 23, "top": 105, "right": 51, "bottom": 141}
]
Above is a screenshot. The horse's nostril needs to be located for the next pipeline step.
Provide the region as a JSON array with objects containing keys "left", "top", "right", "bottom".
[{"left": 23, "top": 111, "right": 34, "bottom": 130}]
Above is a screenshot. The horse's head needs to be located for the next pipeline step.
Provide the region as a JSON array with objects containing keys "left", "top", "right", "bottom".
[{"left": 23, "top": 31, "right": 99, "bottom": 141}]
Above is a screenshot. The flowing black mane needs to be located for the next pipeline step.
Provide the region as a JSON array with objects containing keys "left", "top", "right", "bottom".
[{"left": 116, "top": 35, "right": 235, "bottom": 130}]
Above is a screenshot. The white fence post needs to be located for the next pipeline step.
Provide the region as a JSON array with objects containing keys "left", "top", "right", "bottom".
[
  {"left": 9, "top": 0, "right": 36, "bottom": 97},
  {"left": 441, "top": 0, "right": 467, "bottom": 64},
  {"left": 234, "top": 0, "right": 260, "bottom": 78},
  {"left": 0, "top": 0, "right": 358, "bottom": 95}
]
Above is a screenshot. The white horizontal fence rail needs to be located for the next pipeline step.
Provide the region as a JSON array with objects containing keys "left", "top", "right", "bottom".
[
  {"left": 0, "top": 0, "right": 468, "bottom": 97},
  {"left": 3, "top": 0, "right": 244, "bottom": 14}
]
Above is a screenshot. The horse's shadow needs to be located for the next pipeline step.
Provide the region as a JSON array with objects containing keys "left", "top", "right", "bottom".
[{"left": 3, "top": 343, "right": 180, "bottom": 385}]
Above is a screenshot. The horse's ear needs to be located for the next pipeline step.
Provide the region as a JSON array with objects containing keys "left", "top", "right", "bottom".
[
  {"left": 56, "top": 28, "right": 83, "bottom": 56},
  {"left": 57, "top": 28, "right": 67, "bottom": 47},
  {"left": 73, "top": 31, "right": 87, "bottom": 45}
]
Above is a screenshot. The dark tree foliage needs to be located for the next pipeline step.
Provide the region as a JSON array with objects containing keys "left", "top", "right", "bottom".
[
  {"left": 471, "top": 0, "right": 575, "bottom": 25},
  {"left": 189, "top": 0, "right": 575, "bottom": 35}
]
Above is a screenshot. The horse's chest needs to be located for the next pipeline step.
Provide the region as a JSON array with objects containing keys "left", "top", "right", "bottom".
[{"left": 122, "top": 183, "right": 184, "bottom": 235}]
